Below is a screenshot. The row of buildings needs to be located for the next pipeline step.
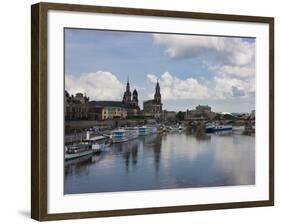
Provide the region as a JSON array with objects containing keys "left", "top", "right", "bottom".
[
  {"left": 65, "top": 79, "right": 247, "bottom": 122},
  {"left": 65, "top": 79, "right": 163, "bottom": 121}
]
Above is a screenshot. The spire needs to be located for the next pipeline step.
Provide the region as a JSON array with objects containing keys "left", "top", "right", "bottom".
[
  {"left": 123, "top": 76, "right": 131, "bottom": 104},
  {"left": 133, "top": 88, "right": 137, "bottom": 94},
  {"left": 154, "top": 80, "right": 161, "bottom": 103},
  {"left": 155, "top": 80, "right": 160, "bottom": 93},
  {"left": 125, "top": 76, "right": 130, "bottom": 92}
]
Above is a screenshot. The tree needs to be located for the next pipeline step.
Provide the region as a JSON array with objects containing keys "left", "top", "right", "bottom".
[
  {"left": 214, "top": 113, "right": 221, "bottom": 121},
  {"left": 176, "top": 111, "right": 185, "bottom": 121},
  {"left": 223, "top": 114, "right": 235, "bottom": 120}
]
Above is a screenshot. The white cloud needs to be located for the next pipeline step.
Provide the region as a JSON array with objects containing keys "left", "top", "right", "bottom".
[
  {"left": 153, "top": 34, "right": 255, "bottom": 66},
  {"left": 211, "top": 64, "right": 255, "bottom": 80},
  {"left": 152, "top": 34, "right": 255, "bottom": 102},
  {"left": 65, "top": 71, "right": 124, "bottom": 100},
  {"left": 232, "top": 86, "right": 245, "bottom": 97},
  {"left": 147, "top": 70, "right": 254, "bottom": 101},
  {"left": 147, "top": 72, "right": 210, "bottom": 100},
  {"left": 210, "top": 64, "right": 255, "bottom": 99},
  {"left": 213, "top": 74, "right": 254, "bottom": 99}
]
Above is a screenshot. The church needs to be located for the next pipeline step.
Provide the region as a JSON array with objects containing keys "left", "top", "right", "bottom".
[
  {"left": 88, "top": 79, "right": 163, "bottom": 120},
  {"left": 122, "top": 79, "right": 140, "bottom": 116},
  {"left": 143, "top": 81, "right": 163, "bottom": 118}
]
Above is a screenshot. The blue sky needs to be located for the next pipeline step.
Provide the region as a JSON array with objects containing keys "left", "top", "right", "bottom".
[{"left": 65, "top": 28, "right": 255, "bottom": 113}]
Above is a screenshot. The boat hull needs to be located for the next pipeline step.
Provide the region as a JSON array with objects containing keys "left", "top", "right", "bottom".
[
  {"left": 65, "top": 149, "right": 93, "bottom": 160},
  {"left": 111, "top": 128, "right": 138, "bottom": 143},
  {"left": 92, "top": 143, "right": 111, "bottom": 152},
  {"left": 139, "top": 127, "right": 157, "bottom": 136},
  {"left": 206, "top": 126, "right": 232, "bottom": 133}
]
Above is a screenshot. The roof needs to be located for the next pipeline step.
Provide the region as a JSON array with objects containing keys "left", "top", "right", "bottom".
[
  {"left": 89, "top": 101, "right": 125, "bottom": 108},
  {"left": 143, "top": 99, "right": 155, "bottom": 104},
  {"left": 90, "top": 100, "right": 140, "bottom": 109},
  {"left": 143, "top": 99, "right": 161, "bottom": 105}
]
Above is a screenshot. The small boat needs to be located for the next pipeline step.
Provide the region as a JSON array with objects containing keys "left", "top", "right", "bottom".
[
  {"left": 169, "top": 124, "right": 184, "bottom": 132},
  {"left": 111, "top": 128, "right": 139, "bottom": 143},
  {"left": 138, "top": 126, "right": 157, "bottom": 136},
  {"left": 158, "top": 126, "right": 168, "bottom": 133},
  {"left": 65, "top": 142, "right": 93, "bottom": 160},
  {"left": 205, "top": 123, "right": 232, "bottom": 133}
]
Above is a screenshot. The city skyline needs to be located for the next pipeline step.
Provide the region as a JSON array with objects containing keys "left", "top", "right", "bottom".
[{"left": 65, "top": 28, "right": 255, "bottom": 113}]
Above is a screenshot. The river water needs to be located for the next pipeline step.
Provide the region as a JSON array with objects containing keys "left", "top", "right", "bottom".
[{"left": 64, "top": 128, "right": 255, "bottom": 194}]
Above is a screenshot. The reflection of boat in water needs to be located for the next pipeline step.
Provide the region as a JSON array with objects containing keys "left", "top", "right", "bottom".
[
  {"left": 111, "top": 128, "right": 139, "bottom": 143},
  {"left": 65, "top": 154, "right": 93, "bottom": 167},
  {"left": 196, "top": 134, "right": 211, "bottom": 141},
  {"left": 205, "top": 123, "right": 232, "bottom": 133},
  {"left": 139, "top": 126, "right": 157, "bottom": 136}
]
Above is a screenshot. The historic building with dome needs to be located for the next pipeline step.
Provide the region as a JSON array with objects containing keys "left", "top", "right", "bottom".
[
  {"left": 87, "top": 79, "right": 140, "bottom": 120},
  {"left": 66, "top": 79, "right": 163, "bottom": 121}
]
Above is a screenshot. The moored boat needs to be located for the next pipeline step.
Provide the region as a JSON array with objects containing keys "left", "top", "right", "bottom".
[
  {"left": 125, "top": 127, "right": 139, "bottom": 140},
  {"left": 111, "top": 128, "right": 139, "bottom": 143},
  {"left": 205, "top": 123, "right": 232, "bottom": 133},
  {"left": 84, "top": 135, "right": 112, "bottom": 152},
  {"left": 139, "top": 126, "right": 157, "bottom": 136},
  {"left": 65, "top": 142, "right": 93, "bottom": 160}
]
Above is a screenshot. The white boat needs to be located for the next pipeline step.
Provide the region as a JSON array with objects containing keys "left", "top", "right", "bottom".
[
  {"left": 169, "top": 124, "right": 184, "bottom": 132},
  {"left": 111, "top": 128, "right": 139, "bottom": 143},
  {"left": 84, "top": 135, "right": 112, "bottom": 152},
  {"left": 157, "top": 126, "right": 166, "bottom": 133},
  {"left": 138, "top": 126, "right": 157, "bottom": 136},
  {"left": 125, "top": 127, "right": 139, "bottom": 139},
  {"left": 65, "top": 142, "right": 93, "bottom": 160}
]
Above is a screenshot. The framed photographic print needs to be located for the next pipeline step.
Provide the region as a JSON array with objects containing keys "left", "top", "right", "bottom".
[{"left": 31, "top": 2, "right": 274, "bottom": 221}]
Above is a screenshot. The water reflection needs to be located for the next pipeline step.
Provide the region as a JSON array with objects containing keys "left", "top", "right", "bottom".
[
  {"left": 120, "top": 140, "right": 139, "bottom": 172},
  {"left": 64, "top": 129, "right": 255, "bottom": 194}
]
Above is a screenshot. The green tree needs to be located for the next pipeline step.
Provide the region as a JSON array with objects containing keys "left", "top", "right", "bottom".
[
  {"left": 214, "top": 113, "right": 221, "bottom": 121},
  {"left": 176, "top": 111, "right": 185, "bottom": 121},
  {"left": 223, "top": 114, "right": 235, "bottom": 120}
]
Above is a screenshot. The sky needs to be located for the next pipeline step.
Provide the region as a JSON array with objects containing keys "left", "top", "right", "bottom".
[{"left": 65, "top": 28, "right": 255, "bottom": 113}]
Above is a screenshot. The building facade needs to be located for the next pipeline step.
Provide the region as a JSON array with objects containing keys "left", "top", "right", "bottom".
[
  {"left": 162, "top": 110, "right": 177, "bottom": 121},
  {"left": 185, "top": 105, "right": 215, "bottom": 120},
  {"left": 65, "top": 91, "right": 89, "bottom": 120},
  {"left": 143, "top": 81, "right": 162, "bottom": 118},
  {"left": 88, "top": 101, "right": 127, "bottom": 120}
]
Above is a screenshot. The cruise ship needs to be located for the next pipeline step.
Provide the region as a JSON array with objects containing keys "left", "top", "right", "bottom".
[
  {"left": 138, "top": 126, "right": 157, "bottom": 136},
  {"left": 111, "top": 128, "right": 139, "bottom": 143}
]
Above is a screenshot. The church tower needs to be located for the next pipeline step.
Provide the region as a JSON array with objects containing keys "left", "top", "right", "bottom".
[
  {"left": 122, "top": 79, "right": 131, "bottom": 104},
  {"left": 132, "top": 89, "right": 139, "bottom": 107},
  {"left": 154, "top": 80, "right": 161, "bottom": 104}
]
